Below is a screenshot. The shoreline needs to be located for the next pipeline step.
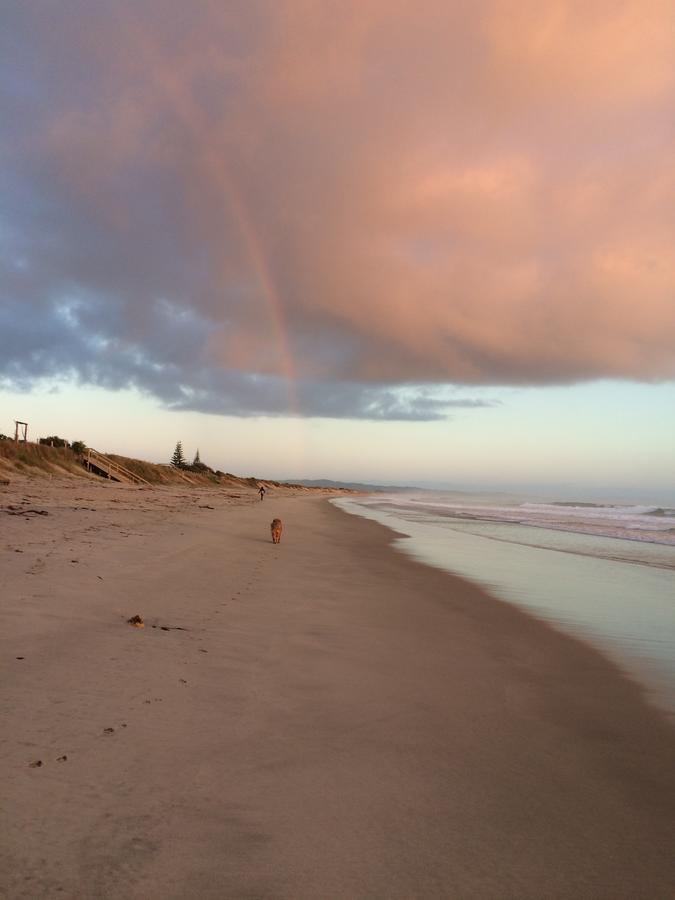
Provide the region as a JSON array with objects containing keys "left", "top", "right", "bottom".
[
  {"left": 2, "top": 480, "right": 675, "bottom": 897},
  {"left": 334, "top": 495, "right": 675, "bottom": 717}
]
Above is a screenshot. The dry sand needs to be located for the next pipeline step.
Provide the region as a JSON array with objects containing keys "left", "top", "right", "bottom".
[{"left": 1, "top": 477, "right": 674, "bottom": 899}]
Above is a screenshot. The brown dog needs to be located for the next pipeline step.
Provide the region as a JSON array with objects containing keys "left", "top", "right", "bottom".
[{"left": 270, "top": 518, "right": 283, "bottom": 544}]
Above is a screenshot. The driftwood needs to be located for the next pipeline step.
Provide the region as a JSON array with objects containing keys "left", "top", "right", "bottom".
[{"left": 3, "top": 506, "right": 49, "bottom": 516}]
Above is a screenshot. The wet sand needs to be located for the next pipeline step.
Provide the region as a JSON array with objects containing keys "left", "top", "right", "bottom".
[{"left": 1, "top": 479, "right": 674, "bottom": 898}]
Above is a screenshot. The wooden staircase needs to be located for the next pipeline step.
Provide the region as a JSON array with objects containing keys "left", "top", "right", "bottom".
[{"left": 84, "top": 449, "right": 151, "bottom": 486}]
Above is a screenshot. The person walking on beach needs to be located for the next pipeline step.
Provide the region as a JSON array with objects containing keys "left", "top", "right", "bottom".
[{"left": 259, "top": 485, "right": 266, "bottom": 501}]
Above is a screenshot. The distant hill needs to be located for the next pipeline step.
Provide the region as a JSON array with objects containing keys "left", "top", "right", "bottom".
[{"left": 280, "top": 478, "right": 415, "bottom": 492}]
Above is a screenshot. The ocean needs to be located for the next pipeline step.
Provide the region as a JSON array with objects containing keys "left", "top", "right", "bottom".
[{"left": 332, "top": 491, "right": 675, "bottom": 716}]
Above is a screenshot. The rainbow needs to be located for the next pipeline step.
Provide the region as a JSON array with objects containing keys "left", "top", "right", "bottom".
[
  {"left": 219, "top": 177, "right": 301, "bottom": 415},
  {"left": 124, "top": 19, "right": 300, "bottom": 415}
]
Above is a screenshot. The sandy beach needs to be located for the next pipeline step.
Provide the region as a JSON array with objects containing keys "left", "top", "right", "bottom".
[{"left": 2, "top": 478, "right": 674, "bottom": 899}]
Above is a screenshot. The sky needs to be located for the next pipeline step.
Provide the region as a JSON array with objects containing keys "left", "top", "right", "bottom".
[{"left": 1, "top": 1, "right": 674, "bottom": 495}]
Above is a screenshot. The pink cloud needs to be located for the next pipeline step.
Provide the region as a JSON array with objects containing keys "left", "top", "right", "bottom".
[{"left": 4, "top": 0, "right": 675, "bottom": 414}]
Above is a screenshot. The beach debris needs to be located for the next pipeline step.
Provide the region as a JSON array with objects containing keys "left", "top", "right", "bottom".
[
  {"left": 4, "top": 507, "right": 49, "bottom": 517},
  {"left": 127, "top": 614, "right": 144, "bottom": 628},
  {"left": 121, "top": 723, "right": 127, "bottom": 728},
  {"left": 103, "top": 727, "right": 115, "bottom": 734},
  {"left": 150, "top": 623, "right": 187, "bottom": 631},
  {"left": 179, "top": 678, "right": 187, "bottom": 684},
  {"left": 14, "top": 548, "right": 23, "bottom": 553},
  {"left": 199, "top": 504, "right": 215, "bottom": 509},
  {"left": 15, "top": 656, "right": 24, "bottom": 660},
  {"left": 199, "top": 648, "right": 208, "bottom": 653},
  {"left": 28, "top": 760, "right": 43, "bottom": 768},
  {"left": 56, "top": 755, "right": 68, "bottom": 762}
]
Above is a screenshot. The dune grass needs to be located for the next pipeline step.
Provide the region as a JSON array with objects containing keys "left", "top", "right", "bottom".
[
  {"left": 0, "top": 441, "right": 85, "bottom": 477},
  {"left": 0, "top": 440, "right": 304, "bottom": 491}
]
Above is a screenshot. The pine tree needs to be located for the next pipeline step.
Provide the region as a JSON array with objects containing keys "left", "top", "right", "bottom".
[
  {"left": 193, "top": 448, "right": 201, "bottom": 466},
  {"left": 171, "top": 441, "right": 186, "bottom": 468}
]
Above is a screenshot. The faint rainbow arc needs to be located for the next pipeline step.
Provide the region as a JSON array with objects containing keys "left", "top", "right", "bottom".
[
  {"left": 211, "top": 169, "right": 301, "bottom": 415},
  {"left": 129, "top": 24, "right": 300, "bottom": 415}
]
